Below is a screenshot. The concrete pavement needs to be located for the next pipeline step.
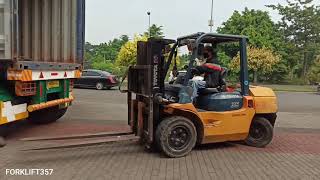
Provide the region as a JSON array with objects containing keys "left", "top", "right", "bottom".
[{"left": 1, "top": 89, "right": 320, "bottom": 180}]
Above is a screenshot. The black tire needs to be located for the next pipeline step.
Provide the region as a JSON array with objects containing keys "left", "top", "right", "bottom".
[
  {"left": 156, "top": 116, "right": 197, "bottom": 158},
  {"left": 96, "top": 82, "right": 104, "bottom": 90},
  {"left": 28, "top": 106, "right": 68, "bottom": 125},
  {"left": 245, "top": 117, "right": 274, "bottom": 148},
  {"left": 0, "top": 125, "right": 8, "bottom": 137},
  {"left": 0, "top": 136, "right": 6, "bottom": 147}
]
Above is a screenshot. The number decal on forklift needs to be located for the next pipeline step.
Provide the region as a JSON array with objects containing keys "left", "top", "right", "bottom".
[{"left": 231, "top": 102, "right": 240, "bottom": 108}]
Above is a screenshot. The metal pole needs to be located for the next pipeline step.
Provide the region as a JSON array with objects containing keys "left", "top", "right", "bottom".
[
  {"left": 147, "top": 12, "right": 151, "bottom": 37},
  {"left": 210, "top": 0, "right": 214, "bottom": 32}
]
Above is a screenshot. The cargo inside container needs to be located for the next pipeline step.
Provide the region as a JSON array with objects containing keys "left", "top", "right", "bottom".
[{"left": 0, "top": 0, "right": 85, "bottom": 68}]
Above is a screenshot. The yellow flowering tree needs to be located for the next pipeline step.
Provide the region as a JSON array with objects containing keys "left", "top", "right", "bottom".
[
  {"left": 116, "top": 35, "right": 148, "bottom": 66},
  {"left": 230, "top": 46, "right": 280, "bottom": 83}
]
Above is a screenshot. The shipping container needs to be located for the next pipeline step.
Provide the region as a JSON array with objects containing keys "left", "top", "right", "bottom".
[
  {"left": 0, "top": 0, "right": 85, "bottom": 69},
  {"left": 0, "top": 0, "right": 85, "bottom": 131}
]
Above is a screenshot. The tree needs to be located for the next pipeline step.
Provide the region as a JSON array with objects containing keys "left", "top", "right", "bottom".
[
  {"left": 94, "top": 35, "right": 129, "bottom": 62},
  {"left": 84, "top": 35, "right": 129, "bottom": 70},
  {"left": 308, "top": 55, "right": 320, "bottom": 83},
  {"left": 268, "top": 0, "right": 320, "bottom": 79},
  {"left": 217, "top": 8, "right": 288, "bottom": 83},
  {"left": 116, "top": 35, "right": 148, "bottom": 67},
  {"left": 144, "top": 24, "right": 164, "bottom": 38},
  {"left": 217, "top": 8, "right": 284, "bottom": 51},
  {"left": 84, "top": 42, "right": 95, "bottom": 69},
  {"left": 230, "top": 46, "right": 280, "bottom": 83}
]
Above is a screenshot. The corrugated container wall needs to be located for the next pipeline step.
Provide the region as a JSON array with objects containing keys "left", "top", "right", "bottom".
[{"left": 0, "top": 0, "right": 85, "bottom": 65}]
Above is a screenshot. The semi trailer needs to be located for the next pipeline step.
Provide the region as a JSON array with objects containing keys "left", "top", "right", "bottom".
[{"left": 0, "top": 0, "right": 85, "bottom": 140}]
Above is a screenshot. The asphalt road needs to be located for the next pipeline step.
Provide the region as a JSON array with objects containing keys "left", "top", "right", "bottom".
[{"left": 65, "top": 89, "right": 320, "bottom": 129}]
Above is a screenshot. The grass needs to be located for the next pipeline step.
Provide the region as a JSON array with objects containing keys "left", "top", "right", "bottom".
[{"left": 260, "top": 84, "right": 318, "bottom": 92}]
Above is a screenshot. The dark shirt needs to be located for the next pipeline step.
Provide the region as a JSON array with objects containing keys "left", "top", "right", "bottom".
[
  {"left": 207, "top": 57, "right": 219, "bottom": 64},
  {"left": 194, "top": 63, "right": 225, "bottom": 88}
]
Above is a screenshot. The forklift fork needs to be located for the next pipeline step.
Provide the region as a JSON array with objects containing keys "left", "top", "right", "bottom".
[{"left": 21, "top": 131, "right": 138, "bottom": 151}]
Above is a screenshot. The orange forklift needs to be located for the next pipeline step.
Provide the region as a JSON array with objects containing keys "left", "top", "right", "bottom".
[{"left": 23, "top": 33, "right": 278, "bottom": 158}]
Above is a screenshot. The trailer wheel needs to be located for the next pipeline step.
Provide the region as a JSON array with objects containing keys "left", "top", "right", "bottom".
[
  {"left": 28, "top": 106, "right": 68, "bottom": 124},
  {"left": 245, "top": 117, "right": 273, "bottom": 148},
  {"left": 0, "top": 136, "right": 6, "bottom": 147},
  {"left": 156, "top": 116, "right": 197, "bottom": 158}
]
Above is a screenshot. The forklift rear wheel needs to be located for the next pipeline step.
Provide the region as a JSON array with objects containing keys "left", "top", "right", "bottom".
[
  {"left": 28, "top": 106, "right": 68, "bottom": 124},
  {"left": 245, "top": 117, "right": 273, "bottom": 148},
  {"left": 96, "top": 82, "right": 104, "bottom": 90},
  {"left": 156, "top": 116, "right": 197, "bottom": 158}
]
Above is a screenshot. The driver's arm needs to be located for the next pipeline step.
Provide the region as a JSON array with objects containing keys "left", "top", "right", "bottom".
[{"left": 195, "top": 63, "right": 222, "bottom": 74}]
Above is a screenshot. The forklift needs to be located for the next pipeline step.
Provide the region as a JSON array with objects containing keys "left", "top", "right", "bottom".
[{"left": 23, "top": 33, "right": 278, "bottom": 158}]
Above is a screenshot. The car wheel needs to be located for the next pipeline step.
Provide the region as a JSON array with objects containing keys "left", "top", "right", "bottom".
[
  {"left": 245, "top": 117, "right": 274, "bottom": 148},
  {"left": 96, "top": 82, "right": 104, "bottom": 90},
  {"left": 156, "top": 116, "right": 197, "bottom": 158}
]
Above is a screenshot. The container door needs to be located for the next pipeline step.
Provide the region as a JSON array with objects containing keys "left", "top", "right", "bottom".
[{"left": 0, "top": 0, "right": 11, "bottom": 60}]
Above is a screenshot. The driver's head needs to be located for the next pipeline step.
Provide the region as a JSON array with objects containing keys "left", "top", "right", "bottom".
[{"left": 203, "top": 45, "right": 217, "bottom": 63}]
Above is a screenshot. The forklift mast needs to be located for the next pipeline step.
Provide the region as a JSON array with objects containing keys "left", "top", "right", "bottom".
[{"left": 127, "top": 38, "right": 174, "bottom": 145}]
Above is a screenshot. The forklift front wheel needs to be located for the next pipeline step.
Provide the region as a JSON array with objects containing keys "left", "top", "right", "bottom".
[
  {"left": 245, "top": 117, "right": 274, "bottom": 148},
  {"left": 156, "top": 116, "right": 197, "bottom": 158}
]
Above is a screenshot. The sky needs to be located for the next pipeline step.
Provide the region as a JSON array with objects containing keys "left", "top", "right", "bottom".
[{"left": 85, "top": 0, "right": 320, "bottom": 44}]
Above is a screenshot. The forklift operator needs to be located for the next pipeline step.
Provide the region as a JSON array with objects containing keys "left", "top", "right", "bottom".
[{"left": 189, "top": 45, "right": 224, "bottom": 101}]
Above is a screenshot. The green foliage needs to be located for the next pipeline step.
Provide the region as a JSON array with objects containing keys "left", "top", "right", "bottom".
[
  {"left": 217, "top": 52, "right": 232, "bottom": 68},
  {"left": 84, "top": 35, "right": 129, "bottom": 74},
  {"left": 84, "top": 24, "right": 166, "bottom": 77},
  {"left": 308, "top": 56, "right": 320, "bottom": 83},
  {"left": 216, "top": 8, "right": 288, "bottom": 84},
  {"left": 268, "top": 0, "right": 320, "bottom": 79},
  {"left": 263, "top": 62, "right": 289, "bottom": 83},
  {"left": 94, "top": 35, "right": 129, "bottom": 62},
  {"left": 144, "top": 24, "right": 164, "bottom": 38},
  {"left": 217, "top": 8, "right": 284, "bottom": 51}
]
